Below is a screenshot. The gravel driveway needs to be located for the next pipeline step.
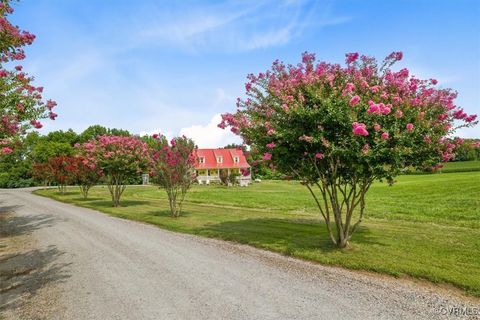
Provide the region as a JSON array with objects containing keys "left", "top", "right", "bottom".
[{"left": 0, "top": 188, "right": 478, "bottom": 320}]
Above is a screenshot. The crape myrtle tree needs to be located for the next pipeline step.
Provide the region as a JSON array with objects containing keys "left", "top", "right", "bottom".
[
  {"left": 68, "top": 155, "right": 103, "bottom": 199},
  {"left": 78, "top": 135, "right": 149, "bottom": 207},
  {"left": 219, "top": 51, "right": 478, "bottom": 248},
  {"left": 149, "top": 135, "right": 196, "bottom": 218},
  {"left": 46, "top": 156, "right": 75, "bottom": 194},
  {"left": 31, "top": 161, "right": 52, "bottom": 186},
  {"left": 0, "top": 1, "right": 57, "bottom": 155}
]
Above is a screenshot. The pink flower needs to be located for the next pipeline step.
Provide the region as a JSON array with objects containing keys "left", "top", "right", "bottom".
[
  {"left": 465, "top": 114, "right": 477, "bottom": 123},
  {"left": 381, "top": 104, "right": 391, "bottom": 115},
  {"left": 46, "top": 99, "right": 57, "bottom": 110},
  {"left": 349, "top": 95, "right": 360, "bottom": 106},
  {"left": 345, "top": 52, "right": 359, "bottom": 64},
  {"left": 381, "top": 132, "right": 389, "bottom": 140},
  {"left": 30, "top": 120, "right": 42, "bottom": 129},
  {"left": 374, "top": 124, "right": 381, "bottom": 132},
  {"left": 352, "top": 122, "right": 369, "bottom": 136},
  {"left": 267, "top": 128, "right": 276, "bottom": 136},
  {"left": 15, "top": 65, "right": 22, "bottom": 71},
  {"left": 266, "top": 142, "right": 276, "bottom": 149},
  {"left": 406, "top": 123, "right": 414, "bottom": 132},
  {"left": 262, "top": 152, "right": 272, "bottom": 161},
  {"left": 152, "top": 134, "right": 159, "bottom": 139},
  {"left": 315, "top": 152, "right": 324, "bottom": 159},
  {"left": 2, "top": 147, "right": 13, "bottom": 154},
  {"left": 395, "top": 110, "right": 403, "bottom": 118},
  {"left": 49, "top": 112, "right": 57, "bottom": 120},
  {"left": 342, "top": 83, "right": 355, "bottom": 96},
  {"left": 367, "top": 104, "right": 380, "bottom": 114}
]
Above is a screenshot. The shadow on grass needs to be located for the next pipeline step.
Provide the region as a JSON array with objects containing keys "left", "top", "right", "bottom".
[
  {"left": 73, "top": 197, "right": 103, "bottom": 202},
  {"left": 196, "top": 218, "right": 384, "bottom": 253},
  {"left": 87, "top": 199, "right": 149, "bottom": 208},
  {"left": 146, "top": 209, "right": 194, "bottom": 218},
  {"left": 52, "top": 191, "right": 78, "bottom": 197}
]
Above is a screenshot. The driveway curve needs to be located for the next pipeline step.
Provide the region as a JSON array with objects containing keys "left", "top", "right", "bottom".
[{"left": 0, "top": 188, "right": 478, "bottom": 320}]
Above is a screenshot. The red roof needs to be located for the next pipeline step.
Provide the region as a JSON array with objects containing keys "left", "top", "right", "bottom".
[{"left": 195, "top": 148, "right": 250, "bottom": 169}]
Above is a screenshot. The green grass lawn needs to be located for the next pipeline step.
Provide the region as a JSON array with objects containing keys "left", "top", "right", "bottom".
[
  {"left": 438, "top": 160, "right": 480, "bottom": 173},
  {"left": 34, "top": 171, "right": 480, "bottom": 296}
]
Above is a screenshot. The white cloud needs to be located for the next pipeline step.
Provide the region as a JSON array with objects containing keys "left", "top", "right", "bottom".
[
  {"left": 135, "top": 0, "right": 350, "bottom": 52},
  {"left": 179, "top": 114, "right": 241, "bottom": 148}
]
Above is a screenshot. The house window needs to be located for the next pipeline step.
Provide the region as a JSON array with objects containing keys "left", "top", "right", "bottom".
[
  {"left": 216, "top": 156, "right": 223, "bottom": 163},
  {"left": 199, "top": 157, "right": 205, "bottom": 164},
  {"left": 233, "top": 156, "right": 239, "bottom": 163}
]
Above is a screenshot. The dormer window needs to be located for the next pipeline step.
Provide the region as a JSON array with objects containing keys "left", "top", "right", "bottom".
[
  {"left": 233, "top": 156, "right": 239, "bottom": 163},
  {"left": 216, "top": 156, "right": 223, "bottom": 164},
  {"left": 199, "top": 157, "right": 205, "bottom": 164}
]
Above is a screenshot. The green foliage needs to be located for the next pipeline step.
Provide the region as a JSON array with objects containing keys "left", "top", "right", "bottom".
[
  {"left": 30, "top": 141, "right": 74, "bottom": 163},
  {"left": 452, "top": 138, "right": 480, "bottom": 161},
  {"left": 228, "top": 172, "right": 239, "bottom": 185},
  {"left": 77, "top": 125, "right": 131, "bottom": 143},
  {"left": 0, "top": 126, "right": 136, "bottom": 188}
]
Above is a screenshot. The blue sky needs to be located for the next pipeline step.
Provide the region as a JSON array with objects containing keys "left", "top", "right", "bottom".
[{"left": 11, "top": 0, "right": 480, "bottom": 146}]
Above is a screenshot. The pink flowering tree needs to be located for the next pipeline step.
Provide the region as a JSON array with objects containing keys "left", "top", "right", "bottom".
[
  {"left": 0, "top": 1, "right": 57, "bottom": 155},
  {"left": 78, "top": 136, "right": 150, "bottom": 207},
  {"left": 67, "top": 155, "right": 103, "bottom": 200},
  {"left": 219, "top": 51, "right": 477, "bottom": 248},
  {"left": 149, "top": 135, "right": 196, "bottom": 217},
  {"left": 46, "top": 156, "right": 75, "bottom": 194}
]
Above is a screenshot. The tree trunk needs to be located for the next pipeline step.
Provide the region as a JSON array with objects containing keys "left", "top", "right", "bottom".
[
  {"left": 306, "top": 176, "right": 372, "bottom": 249},
  {"left": 108, "top": 175, "right": 125, "bottom": 207}
]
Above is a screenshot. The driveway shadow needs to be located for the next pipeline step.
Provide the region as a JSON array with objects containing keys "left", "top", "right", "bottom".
[
  {"left": 0, "top": 211, "right": 57, "bottom": 238},
  {"left": 0, "top": 208, "right": 70, "bottom": 316},
  {"left": 0, "top": 245, "right": 71, "bottom": 315}
]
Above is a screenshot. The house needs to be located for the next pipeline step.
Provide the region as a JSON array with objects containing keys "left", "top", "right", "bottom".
[{"left": 195, "top": 148, "right": 251, "bottom": 186}]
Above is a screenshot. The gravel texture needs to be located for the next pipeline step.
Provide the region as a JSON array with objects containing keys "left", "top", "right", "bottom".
[{"left": 0, "top": 188, "right": 478, "bottom": 320}]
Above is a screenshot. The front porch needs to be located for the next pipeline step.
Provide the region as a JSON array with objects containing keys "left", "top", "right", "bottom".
[{"left": 195, "top": 168, "right": 251, "bottom": 187}]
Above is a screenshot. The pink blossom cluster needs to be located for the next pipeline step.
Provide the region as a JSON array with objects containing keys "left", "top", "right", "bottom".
[
  {"left": 78, "top": 135, "right": 150, "bottom": 179},
  {"left": 366, "top": 100, "right": 391, "bottom": 115},
  {"left": 0, "top": 1, "right": 57, "bottom": 150},
  {"left": 352, "top": 122, "right": 368, "bottom": 136},
  {"left": 219, "top": 50, "right": 478, "bottom": 168},
  {"left": 150, "top": 135, "right": 196, "bottom": 185}
]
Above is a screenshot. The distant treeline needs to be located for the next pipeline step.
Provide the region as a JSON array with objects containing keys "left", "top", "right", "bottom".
[
  {"left": 0, "top": 127, "right": 478, "bottom": 188},
  {"left": 0, "top": 125, "right": 132, "bottom": 188}
]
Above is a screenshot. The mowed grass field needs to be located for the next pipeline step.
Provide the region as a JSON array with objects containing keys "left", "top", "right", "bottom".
[{"left": 35, "top": 165, "right": 480, "bottom": 296}]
